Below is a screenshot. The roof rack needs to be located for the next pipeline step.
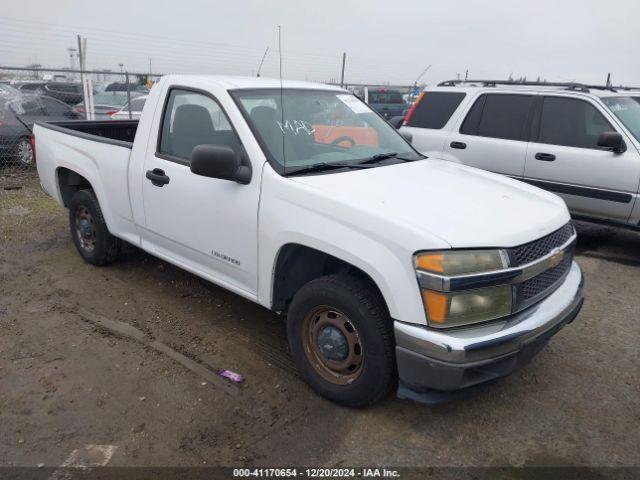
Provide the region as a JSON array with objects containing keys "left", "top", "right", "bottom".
[{"left": 436, "top": 79, "right": 620, "bottom": 93}]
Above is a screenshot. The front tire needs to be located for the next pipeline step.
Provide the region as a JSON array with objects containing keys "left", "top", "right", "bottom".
[
  {"left": 69, "top": 189, "right": 121, "bottom": 265},
  {"left": 287, "top": 274, "right": 396, "bottom": 407}
]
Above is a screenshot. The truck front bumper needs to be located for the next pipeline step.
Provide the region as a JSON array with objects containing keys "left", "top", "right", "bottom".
[{"left": 394, "top": 261, "right": 584, "bottom": 405}]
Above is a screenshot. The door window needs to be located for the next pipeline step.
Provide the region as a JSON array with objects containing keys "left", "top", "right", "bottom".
[
  {"left": 460, "top": 93, "right": 534, "bottom": 141},
  {"left": 158, "top": 89, "right": 240, "bottom": 161},
  {"left": 537, "top": 96, "right": 614, "bottom": 149}
]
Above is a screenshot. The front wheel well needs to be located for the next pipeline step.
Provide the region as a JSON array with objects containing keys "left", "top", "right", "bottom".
[
  {"left": 271, "top": 244, "right": 387, "bottom": 314},
  {"left": 57, "top": 167, "right": 92, "bottom": 207}
]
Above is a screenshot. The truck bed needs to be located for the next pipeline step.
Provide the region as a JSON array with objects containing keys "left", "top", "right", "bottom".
[
  {"left": 34, "top": 119, "right": 140, "bottom": 243},
  {"left": 35, "top": 119, "right": 139, "bottom": 148}
]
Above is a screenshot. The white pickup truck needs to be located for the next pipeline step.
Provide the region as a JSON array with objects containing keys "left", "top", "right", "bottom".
[{"left": 34, "top": 75, "right": 584, "bottom": 407}]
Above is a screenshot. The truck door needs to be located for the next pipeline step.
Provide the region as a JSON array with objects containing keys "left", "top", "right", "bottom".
[
  {"left": 444, "top": 93, "right": 535, "bottom": 177},
  {"left": 523, "top": 95, "right": 640, "bottom": 222},
  {"left": 140, "top": 87, "right": 260, "bottom": 298}
]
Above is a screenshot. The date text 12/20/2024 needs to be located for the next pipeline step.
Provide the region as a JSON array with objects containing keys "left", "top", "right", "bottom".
[{"left": 233, "top": 468, "right": 401, "bottom": 478}]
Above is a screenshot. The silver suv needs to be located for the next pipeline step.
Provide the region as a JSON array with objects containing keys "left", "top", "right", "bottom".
[{"left": 400, "top": 80, "right": 640, "bottom": 228}]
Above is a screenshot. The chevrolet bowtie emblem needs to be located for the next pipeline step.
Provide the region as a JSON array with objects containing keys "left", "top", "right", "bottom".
[{"left": 548, "top": 248, "right": 565, "bottom": 268}]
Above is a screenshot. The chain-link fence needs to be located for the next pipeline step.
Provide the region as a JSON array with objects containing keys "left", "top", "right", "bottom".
[
  {"left": 0, "top": 66, "right": 416, "bottom": 175},
  {"left": 0, "top": 66, "right": 160, "bottom": 174}
]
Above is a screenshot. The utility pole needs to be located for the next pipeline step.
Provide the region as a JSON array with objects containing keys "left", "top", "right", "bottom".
[
  {"left": 77, "top": 35, "right": 95, "bottom": 120},
  {"left": 464, "top": 69, "right": 468, "bottom": 81},
  {"left": 340, "top": 52, "right": 346, "bottom": 88},
  {"left": 606, "top": 72, "right": 611, "bottom": 87},
  {"left": 118, "top": 63, "right": 124, "bottom": 74},
  {"left": 67, "top": 48, "right": 77, "bottom": 81},
  {"left": 67, "top": 47, "right": 77, "bottom": 78}
]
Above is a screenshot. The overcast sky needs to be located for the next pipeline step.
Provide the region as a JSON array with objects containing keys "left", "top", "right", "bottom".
[{"left": 1, "top": 0, "right": 639, "bottom": 86}]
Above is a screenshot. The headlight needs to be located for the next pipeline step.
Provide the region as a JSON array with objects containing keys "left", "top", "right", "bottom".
[
  {"left": 415, "top": 250, "right": 512, "bottom": 328},
  {"left": 415, "top": 250, "right": 508, "bottom": 275},
  {"left": 421, "top": 286, "right": 512, "bottom": 328}
]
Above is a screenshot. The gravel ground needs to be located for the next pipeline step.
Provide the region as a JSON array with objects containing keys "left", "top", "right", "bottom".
[{"left": 1, "top": 171, "right": 639, "bottom": 470}]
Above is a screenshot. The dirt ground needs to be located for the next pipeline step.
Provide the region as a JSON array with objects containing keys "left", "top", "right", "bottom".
[{"left": 1, "top": 171, "right": 639, "bottom": 470}]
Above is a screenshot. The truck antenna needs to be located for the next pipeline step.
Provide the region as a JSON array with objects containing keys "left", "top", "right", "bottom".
[
  {"left": 256, "top": 46, "right": 269, "bottom": 77},
  {"left": 278, "top": 25, "right": 285, "bottom": 168}
]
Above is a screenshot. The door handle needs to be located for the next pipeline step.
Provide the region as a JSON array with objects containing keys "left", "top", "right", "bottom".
[
  {"left": 146, "top": 168, "right": 170, "bottom": 187},
  {"left": 450, "top": 141, "right": 467, "bottom": 149},
  {"left": 534, "top": 152, "right": 556, "bottom": 161}
]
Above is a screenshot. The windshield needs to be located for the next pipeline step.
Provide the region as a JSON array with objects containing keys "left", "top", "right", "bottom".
[
  {"left": 602, "top": 96, "right": 640, "bottom": 142},
  {"left": 232, "top": 89, "right": 420, "bottom": 174}
]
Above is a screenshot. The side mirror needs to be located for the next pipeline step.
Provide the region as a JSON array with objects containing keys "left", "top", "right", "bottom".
[
  {"left": 399, "top": 130, "right": 413, "bottom": 144},
  {"left": 388, "top": 116, "right": 405, "bottom": 129},
  {"left": 190, "top": 144, "right": 252, "bottom": 184},
  {"left": 597, "top": 131, "right": 626, "bottom": 153}
]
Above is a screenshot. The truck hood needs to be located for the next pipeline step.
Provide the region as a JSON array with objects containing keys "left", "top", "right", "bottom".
[{"left": 290, "top": 159, "right": 570, "bottom": 248}]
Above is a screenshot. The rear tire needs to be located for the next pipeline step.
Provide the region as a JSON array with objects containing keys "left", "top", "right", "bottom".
[
  {"left": 287, "top": 274, "right": 396, "bottom": 407},
  {"left": 69, "top": 189, "right": 121, "bottom": 265}
]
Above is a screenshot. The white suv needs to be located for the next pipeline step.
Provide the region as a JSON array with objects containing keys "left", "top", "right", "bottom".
[{"left": 400, "top": 80, "right": 640, "bottom": 228}]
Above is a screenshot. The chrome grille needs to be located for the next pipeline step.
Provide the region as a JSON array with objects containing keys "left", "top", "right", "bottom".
[
  {"left": 520, "top": 253, "right": 573, "bottom": 302},
  {"left": 509, "top": 222, "right": 575, "bottom": 266}
]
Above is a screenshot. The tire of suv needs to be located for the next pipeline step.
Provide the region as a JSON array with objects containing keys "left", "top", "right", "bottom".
[
  {"left": 287, "top": 274, "right": 396, "bottom": 407},
  {"left": 68, "top": 189, "right": 121, "bottom": 265}
]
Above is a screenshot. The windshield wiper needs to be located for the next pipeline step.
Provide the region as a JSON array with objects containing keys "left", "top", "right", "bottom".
[
  {"left": 284, "top": 162, "right": 370, "bottom": 176},
  {"left": 357, "top": 152, "right": 421, "bottom": 165}
]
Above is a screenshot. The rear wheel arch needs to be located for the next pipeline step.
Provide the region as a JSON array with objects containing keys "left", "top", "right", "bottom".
[
  {"left": 68, "top": 189, "right": 121, "bottom": 265},
  {"left": 57, "top": 167, "right": 93, "bottom": 207},
  {"left": 271, "top": 243, "right": 389, "bottom": 316}
]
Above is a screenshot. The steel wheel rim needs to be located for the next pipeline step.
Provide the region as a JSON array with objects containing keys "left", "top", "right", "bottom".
[
  {"left": 17, "top": 140, "right": 33, "bottom": 166},
  {"left": 75, "top": 206, "right": 96, "bottom": 253},
  {"left": 302, "top": 306, "right": 364, "bottom": 385}
]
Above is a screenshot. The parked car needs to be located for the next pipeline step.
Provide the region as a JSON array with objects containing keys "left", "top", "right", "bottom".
[
  {"left": 42, "top": 82, "right": 85, "bottom": 105},
  {"left": 110, "top": 95, "right": 147, "bottom": 120},
  {"left": 105, "top": 82, "right": 149, "bottom": 94},
  {"left": 16, "top": 82, "right": 85, "bottom": 105},
  {"left": 366, "top": 88, "right": 408, "bottom": 119},
  {"left": 400, "top": 80, "right": 640, "bottom": 229},
  {"left": 0, "top": 84, "right": 20, "bottom": 98},
  {"left": 0, "top": 94, "right": 81, "bottom": 166},
  {"left": 15, "top": 82, "right": 48, "bottom": 94},
  {"left": 73, "top": 91, "right": 142, "bottom": 119},
  {"left": 34, "top": 75, "right": 583, "bottom": 407}
]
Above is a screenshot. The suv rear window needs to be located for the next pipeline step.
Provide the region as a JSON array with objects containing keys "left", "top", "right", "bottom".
[
  {"left": 460, "top": 93, "right": 534, "bottom": 141},
  {"left": 405, "top": 92, "right": 466, "bottom": 129}
]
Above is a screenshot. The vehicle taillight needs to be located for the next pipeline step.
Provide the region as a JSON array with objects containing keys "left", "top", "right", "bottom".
[
  {"left": 30, "top": 133, "right": 36, "bottom": 162},
  {"left": 106, "top": 110, "right": 118, "bottom": 116},
  {"left": 403, "top": 92, "right": 425, "bottom": 126}
]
